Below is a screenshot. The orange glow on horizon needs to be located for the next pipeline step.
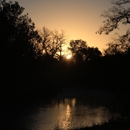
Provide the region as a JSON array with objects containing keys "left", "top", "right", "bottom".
[{"left": 16, "top": 0, "right": 125, "bottom": 52}]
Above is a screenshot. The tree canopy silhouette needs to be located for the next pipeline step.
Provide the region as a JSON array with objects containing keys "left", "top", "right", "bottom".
[
  {"left": 97, "top": 0, "right": 130, "bottom": 55},
  {"left": 97, "top": 0, "right": 130, "bottom": 35},
  {"left": 104, "top": 31, "right": 130, "bottom": 55},
  {"left": 68, "top": 39, "right": 88, "bottom": 63},
  {"left": 68, "top": 39, "right": 102, "bottom": 63},
  {"left": 85, "top": 47, "right": 102, "bottom": 60},
  {"left": 0, "top": 0, "right": 41, "bottom": 62},
  {"left": 37, "top": 27, "right": 66, "bottom": 61}
]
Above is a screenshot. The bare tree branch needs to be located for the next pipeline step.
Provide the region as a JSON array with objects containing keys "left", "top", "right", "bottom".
[
  {"left": 97, "top": 0, "right": 130, "bottom": 34},
  {"left": 112, "top": 0, "right": 130, "bottom": 5}
]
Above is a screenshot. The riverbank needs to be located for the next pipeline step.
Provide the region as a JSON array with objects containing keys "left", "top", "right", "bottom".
[{"left": 77, "top": 117, "right": 130, "bottom": 130}]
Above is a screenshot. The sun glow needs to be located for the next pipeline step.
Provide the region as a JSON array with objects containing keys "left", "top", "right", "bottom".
[{"left": 66, "top": 54, "right": 72, "bottom": 59}]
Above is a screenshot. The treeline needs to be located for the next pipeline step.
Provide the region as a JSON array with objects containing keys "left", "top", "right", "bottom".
[{"left": 1, "top": 0, "right": 130, "bottom": 103}]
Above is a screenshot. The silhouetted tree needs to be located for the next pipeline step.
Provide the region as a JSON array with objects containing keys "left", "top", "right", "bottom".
[
  {"left": 104, "top": 43, "right": 122, "bottom": 55},
  {"left": 99, "top": 0, "right": 130, "bottom": 55},
  {"left": 85, "top": 47, "right": 102, "bottom": 60},
  {"left": 97, "top": 0, "right": 130, "bottom": 55},
  {"left": 38, "top": 27, "right": 66, "bottom": 61},
  {"left": 104, "top": 31, "right": 130, "bottom": 55},
  {"left": 0, "top": 0, "right": 41, "bottom": 62},
  {"left": 97, "top": 0, "right": 130, "bottom": 35},
  {"left": 68, "top": 40, "right": 102, "bottom": 62},
  {"left": 68, "top": 39, "right": 88, "bottom": 63}
]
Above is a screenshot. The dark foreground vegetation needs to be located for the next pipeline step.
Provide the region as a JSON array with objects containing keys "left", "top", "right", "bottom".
[{"left": 1, "top": 0, "right": 130, "bottom": 129}]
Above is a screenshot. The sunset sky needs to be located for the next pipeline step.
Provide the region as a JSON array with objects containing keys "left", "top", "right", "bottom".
[{"left": 7, "top": 0, "right": 128, "bottom": 52}]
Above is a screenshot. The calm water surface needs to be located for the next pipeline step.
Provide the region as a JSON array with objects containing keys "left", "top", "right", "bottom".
[{"left": 1, "top": 89, "right": 119, "bottom": 130}]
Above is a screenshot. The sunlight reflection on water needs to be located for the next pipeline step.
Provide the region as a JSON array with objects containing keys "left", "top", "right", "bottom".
[{"left": 28, "top": 98, "right": 118, "bottom": 130}]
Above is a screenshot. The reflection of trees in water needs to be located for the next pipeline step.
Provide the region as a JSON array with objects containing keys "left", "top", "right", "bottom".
[
  {"left": 52, "top": 98, "right": 76, "bottom": 108},
  {"left": 51, "top": 98, "right": 116, "bottom": 130}
]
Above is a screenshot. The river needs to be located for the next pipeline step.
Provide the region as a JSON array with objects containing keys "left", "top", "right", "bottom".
[{"left": 0, "top": 88, "right": 120, "bottom": 130}]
